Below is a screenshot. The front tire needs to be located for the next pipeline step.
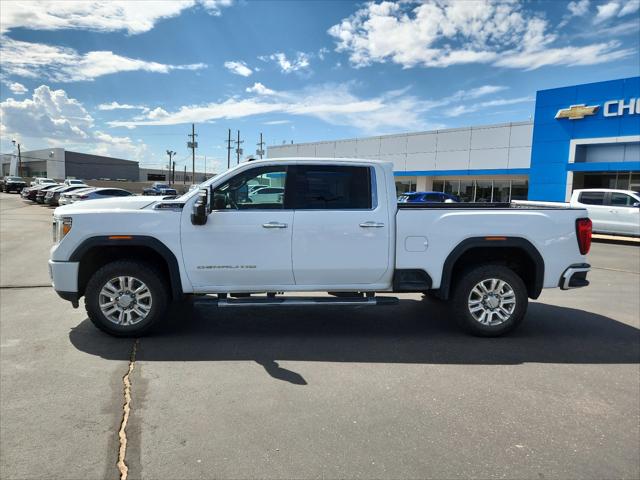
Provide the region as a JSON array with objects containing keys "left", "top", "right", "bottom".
[
  {"left": 85, "top": 260, "right": 169, "bottom": 337},
  {"left": 450, "top": 265, "right": 528, "bottom": 337}
]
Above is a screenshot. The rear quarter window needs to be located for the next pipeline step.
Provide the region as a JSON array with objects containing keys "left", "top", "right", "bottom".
[{"left": 578, "top": 192, "right": 605, "bottom": 205}]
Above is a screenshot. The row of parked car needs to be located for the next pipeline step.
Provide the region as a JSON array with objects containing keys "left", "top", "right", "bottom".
[{"left": 0, "top": 176, "right": 135, "bottom": 206}]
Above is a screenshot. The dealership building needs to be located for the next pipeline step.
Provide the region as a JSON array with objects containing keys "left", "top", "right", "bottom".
[
  {"left": 268, "top": 77, "right": 639, "bottom": 202},
  {"left": 1, "top": 148, "right": 210, "bottom": 183}
]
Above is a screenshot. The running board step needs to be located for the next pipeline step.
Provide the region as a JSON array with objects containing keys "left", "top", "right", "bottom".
[{"left": 194, "top": 296, "right": 399, "bottom": 308}]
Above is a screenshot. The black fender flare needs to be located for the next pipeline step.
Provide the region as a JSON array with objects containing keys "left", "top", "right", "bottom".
[
  {"left": 438, "top": 237, "right": 544, "bottom": 300},
  {"left": 69, "top": 235, "right": 183, "bottom": 298}
]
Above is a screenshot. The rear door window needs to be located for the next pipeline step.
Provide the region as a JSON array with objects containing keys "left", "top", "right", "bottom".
[
  {"left": 291, "top": 165, "right": 372, "bottom": 210},
  {"left": 578, "top": 191, "right": 605, "bottom": 205}
]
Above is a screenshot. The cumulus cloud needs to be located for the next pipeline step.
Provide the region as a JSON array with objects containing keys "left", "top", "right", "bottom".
[
  {"left": 0, "top": 37, "right": 206, "bottom": 82},
  {"left": 595, "top": 2, "right": 622, "bottom": 23},
  {"left": 261, "top": 52, "right": 311, "bottom": 73},
  {"left": 107, "top": 81, "right": 515, "bottom": 133},
  {"left": 97, "top": 102, "right": 146, "bottom": 111},
  {"left": 246, "top": 82, "right": 276, "bottom": 95},
  {"left": 224, "top": 61, "right": 253, "bottom": 77},
  {"left": 6, "top": 81, "right": 28, "bottom": 95},
  {"left": 0, "top": 0, "right": 233, "bottom": 35},
  {"left": 328, "top": 1, "right": 634, "bottom": 70},
  {"left": 0, "top": 85, "right": 147, "bottom": 160},
  {"left": 567, "top": 0, "right": 590, "bottom": 16}
]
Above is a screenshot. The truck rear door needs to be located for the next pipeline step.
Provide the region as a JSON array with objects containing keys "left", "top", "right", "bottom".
[{"left": 290, "top": 164, "right": 391, "bottom": 286}]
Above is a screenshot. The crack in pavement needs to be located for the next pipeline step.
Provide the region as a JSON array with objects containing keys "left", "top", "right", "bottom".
[{"left": 118, "top": 339, "right": 139, "bottom": 480}]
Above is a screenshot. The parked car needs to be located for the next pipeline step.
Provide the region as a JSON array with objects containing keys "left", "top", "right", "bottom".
[
  {"left": 59, "top": 187, "right": 96, "bottom": 206},
  {"left": 70, "top": 187, "right": 134, "bottom": 203},
  {"left": 22, "top": 183, "right": 60, "bottom": 201},
  {"left": 398, "top": 191, "right": 460, "bottom": 203},
  {"left": 30, "top": 177, "right": 56, "bottom": 187},
  {"left": 570, "top": 189, "right": 640, "bottom": 237},
  {"left": 44, "top": 184, "right": 89, "bottom": 206},
  {"left": 248, "top": 186, "right": 285, "bottom": 204},
  {"left": 1, "top": 176, "right": 27, "bottom": 193},
  {"left": 64, "top": 179, "right": 86, "bottom": 186},
  {"left": 50, "top": 158, "right": 592, "bottom": 338},
  {"left": 143, "top": 182, "right": 177, "bottom": 196}
]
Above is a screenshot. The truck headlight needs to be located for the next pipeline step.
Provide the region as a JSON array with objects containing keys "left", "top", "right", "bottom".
[{"left": 53, "top": 216, "right": 72, "bottom": 243}]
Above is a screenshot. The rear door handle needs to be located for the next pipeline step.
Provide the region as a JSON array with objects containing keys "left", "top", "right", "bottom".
[
  {"left": 359, "top": 221, "right": 385, "bottom": 228},
  {"left": 262, "top": 222, "right": 288, "bottom": 229}
]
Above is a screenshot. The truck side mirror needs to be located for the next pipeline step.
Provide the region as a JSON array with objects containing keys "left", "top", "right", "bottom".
[{"left": 191, "top": 187, "right": 210, "bottom": 225}]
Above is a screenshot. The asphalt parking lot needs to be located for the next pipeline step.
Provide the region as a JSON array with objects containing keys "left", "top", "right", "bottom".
[{"left": 1, "top": 191, "right": 639, "bottom": 480}]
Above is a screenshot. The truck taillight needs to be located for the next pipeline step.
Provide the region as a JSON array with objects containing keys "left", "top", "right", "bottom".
[{"left": 576, "top": 218, "right": 592, "bottom": 255}]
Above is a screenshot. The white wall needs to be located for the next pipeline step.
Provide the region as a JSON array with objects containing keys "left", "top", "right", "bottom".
[{"left": 267, "top": 121, "right": 533, "bottom": 173}]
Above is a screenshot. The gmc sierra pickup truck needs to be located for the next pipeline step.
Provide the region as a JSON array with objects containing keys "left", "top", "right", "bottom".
[{"left": 49, "top": 158, "right": 592, "bottom": 337}]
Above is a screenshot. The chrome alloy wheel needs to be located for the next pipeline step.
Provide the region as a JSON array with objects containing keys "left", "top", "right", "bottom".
[
  {"left": 467, "top": 278, "right": 516, "bottom": 326},
  {"left": 99, "top": 276, "right": 152, "bottom": 326}
]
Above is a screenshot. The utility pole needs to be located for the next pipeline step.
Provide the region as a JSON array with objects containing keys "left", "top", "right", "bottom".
[
  {"left": 235, "top": 130, "right": 243, "bottom": 164},
  {"left": 187, "top": 123, "right": 197, "bottom": 185},
  {"left": 256, "top": 132, "right": 265, "bottom": 159},
  {"left": 183, "top": 165, "right": 187, "bottom": 185},
  {"left": 226, "top": 129, "right": 232, "bottom": 169},
  {"left": 166, "top": 150, "right": 176, "bottom": 184},
  {"left": 172, "top": 163, "right": 176, "bottom": 185}
]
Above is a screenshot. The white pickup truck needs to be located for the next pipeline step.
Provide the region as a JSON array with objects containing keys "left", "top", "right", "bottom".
[{"left": 49, "top": 158, "right": 592, "bottom": 337}]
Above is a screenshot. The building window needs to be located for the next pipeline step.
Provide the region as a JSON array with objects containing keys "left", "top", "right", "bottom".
[
  {"left": 395, "top": 179, "right": 416, "bottom": 195},
  {"left": 493, "top": 181, "right": 511, "bottom": 202}
]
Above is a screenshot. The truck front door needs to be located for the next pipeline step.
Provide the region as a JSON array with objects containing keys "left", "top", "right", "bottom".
[
  {"left": 290, "top": 165, "right": 391, "bottom": 287},
  {"left": 181, "top": 165, "right": 294, "bottom": 290}
]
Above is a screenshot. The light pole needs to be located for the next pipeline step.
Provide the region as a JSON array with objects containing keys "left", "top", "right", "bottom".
[
  {"left": 166, "top": 150, "right": 176, "bottom": 184},
  {"left": 11, "top": 139, "right": 22, "bottom": 177}
]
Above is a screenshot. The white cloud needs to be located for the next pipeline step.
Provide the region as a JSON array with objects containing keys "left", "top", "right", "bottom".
[
  {"left": 147, "top": 107, "right": 170, "bottom": 119},
  {"left": 264, "top": 120, "right": 291, "bottom": 125},
  {"left": 619, "top": 0, "right": 640, "bottom": 16},
  {"left": 263, "top": 52, "right": 311, "bottom": 73},
  {"left": 246, "top": 82, "right": 275, "bottom": 95},
  {"left": 0, "top": 37, "right": 206, "bottom": 82},
  {"left": 328, "top": 1, "right": 633, "bottom": 70},
  {"left": 6, "top": 81, "right": 28, "bottom": 95},
  {"left": 97, "top": 102, "right": 145, "bottom": 111},
  {"left": 0, "top": 0, "right": 233, "bottom": 35},
  {"left": 224, "top": 61, "right": 253, "bottom": 77},
  {"left": 495, "top": 41, "right": 634, "bottom": 69},
  {"left": 567, "top": 0, "right": 590, "bottom": 16},
  {"left": 445, "top": 96, "right": 534, "bottom": 117},
  {"left": 595, "top": 2, "right": 621, "bottom": 23},
  {"left": 107, "top": 81, "right": 511, "bottom": 133},
  {"left": 0, "top": 85, "right": 147, "bottom": 160}
]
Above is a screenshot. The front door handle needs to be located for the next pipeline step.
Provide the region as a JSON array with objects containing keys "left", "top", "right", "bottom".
[
  {"left": 359, "top": 221, "right": 385, "bottom": 228},
  {"left": 262, "top": 222, "right": 288, "bottom": 229}
]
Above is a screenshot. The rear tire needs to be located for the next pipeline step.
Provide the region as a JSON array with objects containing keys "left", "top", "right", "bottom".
[
  {"left": 85, "top": 260, "right": 169, "bottom": 337},
  {"left": 450, "top": 264, "right": 528, "bottom": 337}
]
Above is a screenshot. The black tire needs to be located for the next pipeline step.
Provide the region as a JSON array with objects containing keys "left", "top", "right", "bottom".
[
  {"left": 85, "top": 260, "right": 169, "bottom": 337},
  {"left": 450, "top": 264, "right": 528, "bottom": 337}
]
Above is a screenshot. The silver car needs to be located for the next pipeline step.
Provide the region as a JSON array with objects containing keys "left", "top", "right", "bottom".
[{"left": 70, "top": 187, "right": 134, "bottom": 202}]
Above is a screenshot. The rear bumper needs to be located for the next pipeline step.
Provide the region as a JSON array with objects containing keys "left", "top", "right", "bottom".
[
  {"left": 49, "top": 260, "right": 80, "bottom": 304},
  {"left": 559, "top": 263, "right": 590, "bottom": 290}
]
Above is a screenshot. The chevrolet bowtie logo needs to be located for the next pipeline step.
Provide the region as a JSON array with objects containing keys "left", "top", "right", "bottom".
[{"left": 555, "top": 104, "right": 599, "bottom": 120}]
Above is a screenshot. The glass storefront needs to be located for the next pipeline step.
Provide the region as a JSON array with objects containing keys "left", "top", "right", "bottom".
[
  {"left": 395, "top": 179, "right": 416, "bottom": 195},
  {"left": 432, "top": 178, "right": 529, "bottom": 202},
  {"left": 573, "top": 171, "right": 640, "bottom": 191}
]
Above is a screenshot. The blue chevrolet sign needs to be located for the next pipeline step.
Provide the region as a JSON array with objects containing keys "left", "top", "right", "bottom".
[{"left": 529, "top": 77, "right": 640, "bottom": 201}]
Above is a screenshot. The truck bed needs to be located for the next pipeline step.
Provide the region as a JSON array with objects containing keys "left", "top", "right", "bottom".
[{"left": 397, "top": 202, "right": 577, "bottom": 210}]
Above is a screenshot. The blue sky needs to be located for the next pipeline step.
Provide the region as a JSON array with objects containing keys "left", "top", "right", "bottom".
[{"left": 1, "top": 0, "right": 639, "bottom": 174}]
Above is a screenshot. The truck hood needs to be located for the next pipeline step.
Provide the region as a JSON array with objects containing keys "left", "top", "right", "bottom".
[{"left": 54, "top": 196, "right": 160, "bottom": 215}]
